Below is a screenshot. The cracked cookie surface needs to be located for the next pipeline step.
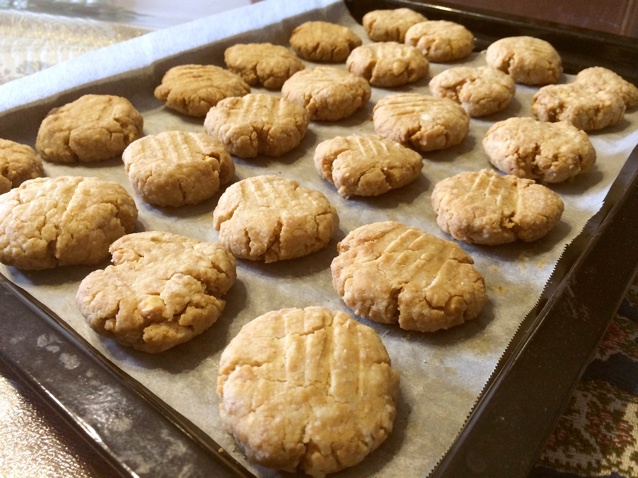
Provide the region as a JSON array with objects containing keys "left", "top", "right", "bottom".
[
  {"left": 289, "top": 20, "right": 362, "bottom": 63},
  {"left": 575, "top": 66, "right": 638, "bottom": 109},
  {"left": 404, "top": 20, "right": 474, "bottom": 63},
  {"left": 362, "top": 7, "right": 427, "bottom": 42},
  {"left": 0, "top": 139, "right": 44, "bottom": 194}
]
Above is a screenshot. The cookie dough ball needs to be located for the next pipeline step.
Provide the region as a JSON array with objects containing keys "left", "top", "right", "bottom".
[
  {"left": 331, "top": 221, "right": 486, "bottom": 332},
  {"left": 0, "top": 176, "right": 137, "bottom": 270},
  {"left": 485, "top": 36, "right": 562, "bottom": 86},
  {"left": 373, "top": 93, "right": 469, "bottom": 152},
  {"left": 224, "top": 43, "right": 305, "bottom": 90},
  {"left": 575, "top": 66, "right": 638, "bottom": 109},
  {"left": 346, "top": 42, "right": 429, "bottom": 88},
  {"left": 122, "top": 131, "right": 234, "bottom": 207},
  {"left": 218, "top": 306, "right": 399, "bottom": 476},
  {"left": 429, "top": 66, "right": 515, "bottom": 117},
  {"left": 35, "top": 94, "right": 143, "bottom": 164},
  {"left": 0, "top": 139, "right": 44, "bottom": 194},
  {"left": 314, "top": 134, "right": 423, "bottom": 197},
  {"left": 431, "top": 169, "right": 564, "bottom": 245},
  {"left": 289, "top": 21, "right": 362, "bottom": 63},
  {"left": 212, "top": 175, "right": 338, "bottom": 262},
  {"left": 154, "top": 64, "right": 250, "bottom": 117},
  {"left": 204, "top": 93, "right": 308, "bottom": 158},
  {"left": 282, "top": 66, "right": 371, "bottom": 121},
  {"left": 77, "top": 231, "right": 236, "bottom": 353},
  {"left": 483, "top": 117, "right": 596, "bottom": 183},
  {"left": 404, "top": 20, "right": 474, "bottom": 62},
  {"left": 362, "top": 7, "right": 427, "bottom": 42}
]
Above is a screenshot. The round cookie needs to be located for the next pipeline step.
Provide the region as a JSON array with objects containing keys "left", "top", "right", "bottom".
[
  {"left": 404, "top": 20, "right": 474, "bottom": 62},
  {"left": 35, "top": 94, "right": 143, "bottom": 164},
  {"left": 331, "top": 221, "right": 486, "bottom": 332},
  {"left": 346, "top": 42, "right": 429, "bottom": 88},
  {"left": 0, "top": 139, "right": 44, "bottom": 194},
  {"left": 362, "top": 7, "right": 427, "bottom": 42},
  {"left": 431, "top": 169, "right": 564, "bottom": 245},
  {"left": 218, "top": 306, "right": 399, "bottom": 476},
  {"left": 485, "top": 36, "right": 562, "bottom": 86},
  {"left": 282, "top": 66, "right": 371, "bottom": 121},
  {"left": 289, "top": 21, "right": 362, "bottom": 63},
  {"left": 372, "top": 93, "right": 469, "bottom": 152},
  {"left": 482, "top": 117, "right": 596, "bottom": 183},
  {"left": 574, "top": 66, "right": 638, "bottom": 109},
  {"left": 429, "top": 65, "right": 515, "bottom": 117},
  {"left": 0, "top": 176, "right": 137, "bottom": 270},
  {"left": 212, "top": 175, "right": 338, "bottom": 262},
  {"left": 224, "top": 43, "right": 305, "bottom": 90},
  {"left": 76, "top": 231, "right": 236, "bottom": 353},
  {"left": 154, "top": 64, "right": 250, "bottom": 117},
  {"left": 122, "top": 131, "right": 234, "bottom": 207},
  {"left": 314, "top": 134, "right": 423, "bottom": 197},
  {"left": 203, "top": 93, "right": 309, "bottom": 158}
]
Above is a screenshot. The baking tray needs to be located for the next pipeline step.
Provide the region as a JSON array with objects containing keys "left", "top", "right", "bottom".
[{"left": 1, "top": 0, "right": 637, "bottom": 476}]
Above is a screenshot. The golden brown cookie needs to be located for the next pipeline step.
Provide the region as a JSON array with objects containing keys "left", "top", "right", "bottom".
[
  {"left": 373, "top": 93, "right": 469, "bottom": 152},
  {"left": 122, "top": 131, "right": 234, "bottom": 207},
  {"left": 0, "top": 139, "right": 44, "bottom": 194},
  {"left": 431, "top": 169, "right": 564, "bottom": 245},
  {"left": 362, "top": 7, "right": 427, "bottom": 42},
  {"left": 289, "top": 21, "right": 362, "bottom": 63},
  {"left": 404, "top": 20, "right": 474, "bottom": 62},
  {"left": 482, "top": 117, "right": 596, "bottom": 183},
  {"left": 0, "top": 176, "right": 137, "bottom": 270},
  {"left": 218, "top": 306, "right": 399, "bottom": 476},
  {"left": 314, "top": 134, "right": 423, "bottom": 197},
  {"left": 212, "top": 175, "right": 338, "bottom": 262},
  {"left": 76, "top": 231, "right": 236, "bottom": 353},
  {"left": 331, "top": 221, "right": 486, "bottom": 332},
  {"left": 223, "top": 43, "right": 305, "bottom": 90},
  {"left": 203, "top": 93, "right": 309, "bottom": 158},
  {"left": 575, "top": 66, "right": 638, "bottom": 109},
  {"left": 154, "top": 64, "right": 250, "bottom": 117},
  {"left": 35, "top": 94, "right": 143, "bottom": 164}
]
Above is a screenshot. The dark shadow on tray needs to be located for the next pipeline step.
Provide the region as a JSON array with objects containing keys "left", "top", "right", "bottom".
[
  {"left": 486, "top": 95, "right": 524, "bottom": 121},
  {"left": 7, "top": 262, "right": 108, "bottom": 287},
  {"left": 422, "top": 134, "right": 478, "bottom": 164},
  {"left": 549, "top": 165, "right": 604, "bottom": 196},
  {"left": 346, "top": 173, "right": 430, "bottom": 210}
]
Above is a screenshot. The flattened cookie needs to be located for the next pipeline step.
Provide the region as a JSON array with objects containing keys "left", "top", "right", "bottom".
[
  {"left": 0, "top": 176, "right": 137, "bottom": 270},
  {"left": 122, "top": 131, "right": 234, "bottom": 207},
  {"left": 404, "top": 20, "right": 474, "bottom": 62},
  {"left": 362, "top": 7, "right": 427, "bottom": 42},
  {"left": 331, "top": 221, "right": 486, "bottom": 332},
  {"left": 0, "top": 139, "right": 44, "bottom": 194},
  {"left": 212, "top": 175, "right": 338, "bottom": 262},
  {"left": 35, "top": 94, "right": 143, "bottom": 163},
  {"left": 282, "top": 66, "right": 371, "bottom": 121},
  {"left": 289, "top": 21, "right": 362, "bottom": 63},
  {"left": 154, "top": 64, "right": 250, "bottom": 117},
  {"left": 218, "top": 306, "right": 399, "bottom": 476},
  {"left": 575, "top": 66, "right": 638, "bottom": 109},
  {"left": 482, "top": 117, "right": 596, "bottom": 183},
  {"left": 485, "top": 36, "right": 562, "bottom": 85},
  {"left": 204, "top": 93, "right": 308, "bottom": 158},
  {"left": 224, "top": 43, "right": 305, "bottom": 90},
  {"left": 77, "top": 231, "right": 236, "bottom": 353},
  {"left": 431, "top": 169, "right": 564, "bottom": 245},
  {"left": 429, "top": 66, "right": 515, "bottom": 117},
  {"left": 314, "top": 134, "right": 423, "bottom": 197},
  {"left": 346, "top": 42, "right": 429, "bottom": 88},
  {"left": 373, "top": 93, "right": 469, "bottom": 152}
]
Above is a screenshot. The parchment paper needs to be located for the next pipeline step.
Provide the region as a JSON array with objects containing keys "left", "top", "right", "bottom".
[{"left": 1, "top": 0, "right": 637, "bottom": 476}]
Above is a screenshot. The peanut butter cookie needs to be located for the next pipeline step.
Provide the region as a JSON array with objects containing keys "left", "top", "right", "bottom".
[
  {"left": 362, "top": 7, "right": 427, "bottom": 42},
  {"left": 575, "top": 66, "right": 638, "bottom": 108},
  {"left": 289, "top": 21, "right": 362, "bottom": 63},
  {"left": 0, "top": 139, "right": 44, "bottom": 194},
  {"left": 404, "top": 20, "right": 474, "bottom": 62}
]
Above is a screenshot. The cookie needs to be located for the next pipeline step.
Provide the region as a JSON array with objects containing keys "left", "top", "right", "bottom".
[
  {"left": 485, "top": 36, "right": 562, "bottom": 86},
  {"left": 482, "top": 117, "right": 596, "bottom": 183},
  {"left": 154, "top": 64, "right": 250, "bottom": 117},
  {"left": 331, "top": 221, "right": 486, "bottom": 332},
  {"left": 0, "top": 176, "right": 137, "bottom": 270},
  {"left": 76, "top": 231, "right": 236, "bottom": 353},
  {"left": 289, "top": 21, "right": 362, "bottom": 63},
  {"left": 35, "top": 94, "right": 143, "bottom": 164},
  {"left": 224, "top": 43, "right": 305, "bottom": 90},
  {"left": 431, "top": 169, "right": 564, "bottom": 245},
  {"left": 575, "top": 66, "right": 638, "bottom": 109},
  {"left": 404, "top": 20, "right": 474, "bottom": 62},
  {"left": 314, "top": 134, "right": 423, "bottom": 197},
  {"left": 203, "top": 93, "right": 308, "bottom": 158},
  {"left": 373, "top": 93, "right": 469, "bottom": 152},
  {"left": 362, "top": 7, "right": 427, "bottom": 42},
  {"left": 0, "top": 139, "right": 44, "bottom": 194},
  {"left": 212, "top": 175, "right": 338, "bottom": 262},
  {"left": 218, "top": 306, "right": 399, "bottom": 476},
  {"left": 122, "top": 131, "right": 234, "bottom": 207},
  {"left": 282, "top": 66, "right": 371, "bottom": 121},
  {"left": 428, "top": 66, "right": 515, "bottom": 117},
  {"left": 346, "top": 41, "right": 429, "bottom": 88}
]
